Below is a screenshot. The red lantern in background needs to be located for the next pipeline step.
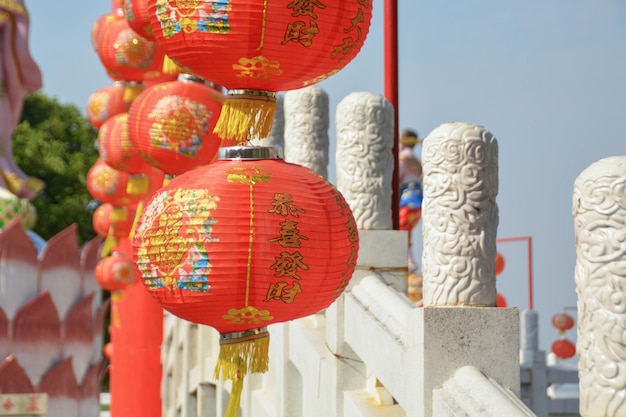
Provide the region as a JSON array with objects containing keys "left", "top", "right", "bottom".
[
  {"left": 95, "top": 251, "right": 139, "bottom": 291},
  {"left": 87, "top": 158, "right": 147, "bottom": 207},
  {"left": 147, "top": 0, "right": 373, "bottom": 142},
  {"left": 496, "top": 293, "right": 507, "bottom": 308},
  {"left": 123, "top": 0, "right": 154, "bottom": 40},
  {"left": 552, "top": 338, "right": 576, "bottom": 359},
  {"left": 95, "top": 10, "right": 164, "bottom": 84},
  {"left": 132, "top": 146, "right": 359, "bottom": 416},
  {"left": 127, "top": 75, "right": 225, "bottom": 175},
  {"left": 552, "top": 312, "right": 575, "bottom": 334},
  {"left": 495, "top": 252, "right": 505, "bottom": 275},
  {"left": 98, "top": 113, "right": 152, "bottom": 173},
  {"left": 87, "top": 83, "right": 133, "bottom": 129},
  {"left": 93, "top": 203, "right": 135, "bottom": 239}
]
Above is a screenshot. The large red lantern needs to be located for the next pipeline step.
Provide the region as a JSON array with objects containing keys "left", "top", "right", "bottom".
[
  {"left": 127, "top": 75, "right": 225, "bottom": 175},
  {"left": 147, "top": 0, "right": 373, "bottom": 142},
  {"left": 132, "top": 146, "right": 358, "bottom": 416}
]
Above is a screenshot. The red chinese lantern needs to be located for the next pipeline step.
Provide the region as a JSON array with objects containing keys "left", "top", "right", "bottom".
[
  {"left": 123, "top": 0, "right": 154, "bottom": 40},
  {"left": 552, "top": 338, "right": 576, "bottom": 359},
  {"left": 495, "top": 252, "right": 505, "bottom": 275},
  {"left": 95, "top": 9, "right": 164, "bottom": 84},
  {"left": 87, "top": 158, "right": 147, "bottom": 208},
  {"left": 86, "top": 83, "right": 133, "bottom": 129},
  {"left": 147, "top": 0, "right": 373, "bottom": 142},
  {"left": 98, "top": 113, "right": 152, "bottom": 174},
  {"left": 551, "top": 312, "right": 575, "bottom": 334},
  {"left": 95, "top": 251, "right": 139, "bottom": 291},
  {"left": 127, "top": 75, "right": 225, "bottom": 175},
  {"left": 132, "top": 146, "right": 358, "bottom": 416},
  {"left": 93, "top": 203, "right": 135, "bottom": 239}
]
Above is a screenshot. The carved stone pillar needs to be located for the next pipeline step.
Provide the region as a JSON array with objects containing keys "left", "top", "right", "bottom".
[
  {"left": 335, "top": 92, "right": 394, "bottom": 230},
  {"left": 283, "top": 86, "right": 329, "bottom": 178},
  {"left": 573, "top": 156, "right": 626, "bottom": 417},
  {"left": 421, "top": 122, "right": 498, "bottom": 307}
]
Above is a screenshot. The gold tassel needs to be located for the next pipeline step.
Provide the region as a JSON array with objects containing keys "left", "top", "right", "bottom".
[
  {"left": 214, "top": 328, "right": 270, "bottom": 417},
  {"left": 124, "top": 82, "right": 145, "bottom": 103},
  {"left": 101, "top": 233, "right": 118, "bottom": 258},
  {"left": 126, "top": 174, "right": 149, "bottom": 195},
  {"left": 110, "top": 207, "right": 128, "bottom": 222},
  {"left": 213, "top": 90, "right": 277, "bottom": 143},
  {"left": 129, "top": 200, "right": 144, "bottom": 239},
  {"left": 163, "top": 174, "right": 174, "bottom": 186},
  {"left": 225, "top": 377, "right": 244, "bottom": 417},
  {"left": 162, "top": 54, "right": 182, "bottom": 75}
]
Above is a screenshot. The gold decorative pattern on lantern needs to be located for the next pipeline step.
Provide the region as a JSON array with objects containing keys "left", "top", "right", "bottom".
[
  {"left": 135, "top": 188, "right": 219, "bottom": 291},
  {"left": 302, "top": 69, "right": 339, "bottom": 87},
  {"left": 156, "top": 0, "right": 232, "bottom": 37},
  {"left": 223, "top": 306, "right": 273, "bottom": 325},
  {"left": 233, "top": 56, "right": 283, "bottom": 80}
]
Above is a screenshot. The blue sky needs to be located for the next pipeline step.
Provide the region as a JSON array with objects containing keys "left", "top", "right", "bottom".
[{"left": 27, "top": 1, "right": 625, "bottom": 352}]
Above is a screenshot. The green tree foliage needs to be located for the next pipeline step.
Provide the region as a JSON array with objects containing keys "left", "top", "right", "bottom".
[{"left": 12, "top": 92, "right": 99, "bottom": 244}]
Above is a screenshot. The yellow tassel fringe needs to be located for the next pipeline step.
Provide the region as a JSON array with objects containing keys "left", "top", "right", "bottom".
[
  {"left": 124, "top": 83, "right": 145, "bottom": 103},
  {"left": 101, "top": 233, "right": 117, "bottom": 258},
  {"left": 162, "top": 55, "right": 181, "bottom": 75},
  {"left": 129, "top": 200, "right": 145, "bottom": 240},
  {"left": 213, "top": 335, "right": 270, "bottom": 381},
  {"left": 213, "top": 93, "right": 277, "bottom": 143},
  {"left": 225, "top": 377, "right": 244, "bottom": 417},
  {"left": 126, "top": 175, "right": 149, "bottom": 195},
  {"left": 110, "top": 207, "right": 127, "bottom": 222}
]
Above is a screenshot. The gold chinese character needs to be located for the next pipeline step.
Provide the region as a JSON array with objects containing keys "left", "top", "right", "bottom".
[
  {"left": 344, "top": 8, "right": 364, "bottom": 34},
  {"left": 331, "top": 36, "right": 358, "bottom": 62},
  {"left": 357, "top": 0, "right": 370, "bottom": 8},
  {"left": 287, "top": 0, "right": 326, "bottom": 19},
  {"left": 269, "top": 193, "right": 306, "bottom": 217},
  {"left": 282, "top": 20, "right": 319, "bottom": 47},
  {"left": 270, "top": 251, "right": 309, "bottom": 280},
  {"left": 268, "top": 219, "right": 309, "bottom": 247},
  {"left": 265, "top": 281, "right": 302, "bottom": 303},
  {"left": 232, "top": 55, "right": 283, "bottom": 80}
]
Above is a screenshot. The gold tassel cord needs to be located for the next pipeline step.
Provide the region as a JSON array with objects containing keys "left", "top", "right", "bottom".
[
  {"left": 213, "top": 90, "right": 277, "bottom": 143},
  {"left": 162, "top": 54, "right": 182, "bottom": 75},
  {"left": 126, "top": 174, "right": 150, "bottom": 195},
  {"left": 124, "top": 83, "right": 145, "bottom": 103},
  {"left": 214, "top": 328, "right": 270, "bottom": 417}
]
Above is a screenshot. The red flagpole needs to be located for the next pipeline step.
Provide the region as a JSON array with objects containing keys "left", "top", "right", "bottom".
[{"left": 385, "top": 0, "right": 399, "bottom": 229}]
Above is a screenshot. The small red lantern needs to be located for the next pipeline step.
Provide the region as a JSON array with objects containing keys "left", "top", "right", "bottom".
[
  {"left": 147, "top": 0, "right": 373, "bottom": 142},
  {"left": 132, "top": 146, "right": 358, "bottom": 416},
  {"left": 551, "top": 312, "right": 575, "bottom": 333},
  {"left": 495, "top": 252, "right": 505, "bottom": 275},
  {"left": 552, "top": 338, "right": 576, "bottom": 359},
  {"left": 95, "top": 251, "right": 139, "bottom": 291},
  {"left": 95, "top": 10, "right": 164, "bottom": 84},
  {"left": 87, "top": 158, "right": 147, "bottom": 207},
  {"left": 93, "top": 203, "right": 135, "bottom": 239},
  {"left": 86, "top": 82, "right": 132, "bottom": 129},
  {"left": 123, "top": 0, "right": 154, "bottom": 40},
  {"left": 127, "top": 75, "right": 225, "bottom": 175},
  {"left": 98, "top": 113, "right": 152, "bottom": 174}
]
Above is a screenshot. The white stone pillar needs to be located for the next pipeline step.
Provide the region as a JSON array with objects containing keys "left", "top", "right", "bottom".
[
  {"left": 573, "top": 155, "right": 626, "bottom": 417},
  {"left": 421, "top": 122, "right": 499, "bottom": 307},
  {"left": 283, "top": 86, "right": 329, "bottom": 178},
  {"left": 335, "top": 91, "right": 394, "bottom": 230}
]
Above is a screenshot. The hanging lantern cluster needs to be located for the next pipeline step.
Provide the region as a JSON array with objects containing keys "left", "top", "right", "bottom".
[
  {"left": 132, "top": 146, "right": 359, "bottom": 416},
  {"left": 551, "top": 311, "right": 576, "bottom": 359},
  {"left": 146, "top": 0, "right": 373, "bottom": 142}
]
